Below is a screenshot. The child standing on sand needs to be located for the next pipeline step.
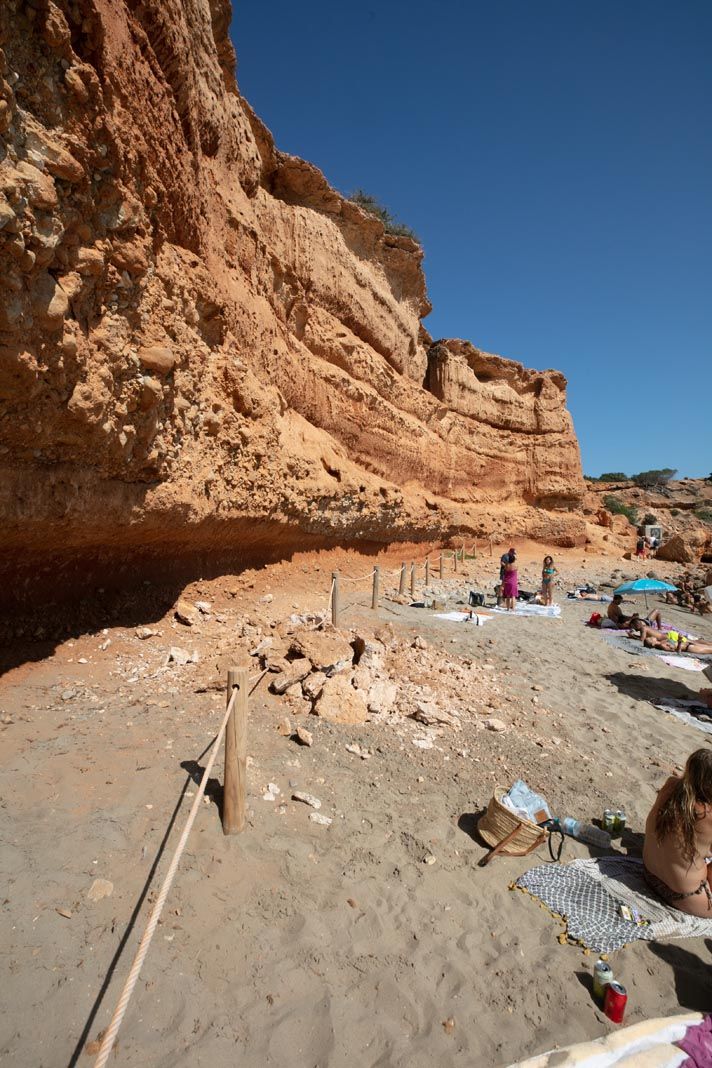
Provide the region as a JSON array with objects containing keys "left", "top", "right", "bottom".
[{"left": 541, "top": 556, "right": 557, "bottom": 606}]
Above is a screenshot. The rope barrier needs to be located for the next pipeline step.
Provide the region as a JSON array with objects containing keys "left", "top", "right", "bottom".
[
  {"left": 338, "top": 568, "right": 377, "bottom": 585},
  {"left": 93, "top": 687, "right": 239, "bottom": 1068},
  {"left": 249, "top": 668, "right": 269, "bottom": 694},
  {"left": 91, "top": 544, "right": 477, "bottom": 1062}
]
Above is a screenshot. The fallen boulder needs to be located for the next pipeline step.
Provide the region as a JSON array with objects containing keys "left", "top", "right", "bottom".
[
  {"left": 289, "top": 629, "right": 353, "bottom": 674},
  {"left": 656, "top": 534, "right": 697, "bottom": 564},
  {"left": 174, "top": 600, "right": 199, "bottom": 626},
  {"left": 314, "top": 672, "right": 369, "bottom": 725},
  {"left": 269, "top": 658, "right": 312, "bottom": 695}
]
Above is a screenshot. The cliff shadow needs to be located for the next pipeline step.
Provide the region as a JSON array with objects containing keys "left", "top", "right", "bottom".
[{"left": 0, "top": 525, "right": 418, "bottom": 675}]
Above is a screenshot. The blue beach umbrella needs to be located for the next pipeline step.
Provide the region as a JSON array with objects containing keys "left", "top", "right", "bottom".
[{"left": 613, "top": 577, "right": 678, "bottom": 610}]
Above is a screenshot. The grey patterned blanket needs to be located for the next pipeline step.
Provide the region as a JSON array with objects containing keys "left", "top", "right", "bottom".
[{"left": 516, "top": 855, "right": 712, "bottom": 954}]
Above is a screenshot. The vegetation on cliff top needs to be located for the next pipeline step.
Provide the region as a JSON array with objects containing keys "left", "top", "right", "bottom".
[
  {"left": 349, "top": 190, "right": 420, "bottom": 243},
  {"left": 587, "top": 468, "right": 678, "bottom": 488}
]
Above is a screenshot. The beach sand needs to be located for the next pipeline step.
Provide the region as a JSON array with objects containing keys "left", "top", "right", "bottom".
[{"left": 1, "top": 544, "right": 711, "bottom": 1067}]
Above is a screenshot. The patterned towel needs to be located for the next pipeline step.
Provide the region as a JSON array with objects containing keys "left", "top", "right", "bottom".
[
  {"left": 654, "top": 698, "right": 712, "bottom": 737},
  {"left": 516, "top": 855, "right": 712, "bottom": 953}
]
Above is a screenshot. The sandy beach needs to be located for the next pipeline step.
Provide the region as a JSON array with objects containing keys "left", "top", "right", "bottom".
[{"left": 2, "top": 543, "right": 711, "bottom": 1067}]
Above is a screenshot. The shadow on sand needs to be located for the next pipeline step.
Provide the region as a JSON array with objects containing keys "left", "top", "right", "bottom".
[
  {"left": 606, "top": 671, "right": 703, "bottom": 705},
  {"left": 647, "top": 938, "right": 712, "bottom": 1012},
  {"left": 66, "top": 740, "right": 220, "bottom": 1067}
]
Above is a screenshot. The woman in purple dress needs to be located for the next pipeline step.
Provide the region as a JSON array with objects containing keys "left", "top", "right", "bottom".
[{"left": 502, "top": 550, "right": 518, "bottom": 611}]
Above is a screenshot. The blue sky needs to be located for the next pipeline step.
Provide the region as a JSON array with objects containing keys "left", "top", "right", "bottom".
[{"left": 230, "top": 1, "right": 711, "bottom": 479}]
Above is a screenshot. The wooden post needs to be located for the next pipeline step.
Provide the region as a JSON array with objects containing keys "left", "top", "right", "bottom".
[
  {"left": 425, "top": 558, "right": 430, "bottom": 586},
  {"left": 331, "top": 571, "right": 340, "bottom": 628},
  {"left": 489, "top": 537, "right": 493, "bottom": 557},
  {"left": 473, "top": 540, "right": 477, "bottom": 560},
  {"left": 410, "top": 561, "right": 416, "bottom": 598},
  {"left": 371, "top": 565, "right": 380, "bottom": 610},
  {"left": 398, "top": 561, "right": 406, "bottom": 595},
  {"left": 223, "top": 667, "right": 248, "bottom": 835},
  {"left": 454, "top": 549, "right": 458, "bottom": 573},
  {"left": 439, "top": 553, "right": 444, "bottom": 580}
]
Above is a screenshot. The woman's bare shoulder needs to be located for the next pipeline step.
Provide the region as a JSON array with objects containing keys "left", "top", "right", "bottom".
[{"left": 656, "top": 776, "right": 680, "bottom": 801}]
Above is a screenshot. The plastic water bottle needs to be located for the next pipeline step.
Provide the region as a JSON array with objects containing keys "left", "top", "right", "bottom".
[{"left": 561, "top": 817, "right": 611, "bottom": 849}]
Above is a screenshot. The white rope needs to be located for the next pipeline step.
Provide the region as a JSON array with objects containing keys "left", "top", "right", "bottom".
[
  {"left": 93, "top": 687, "right": 239, "bottom": 1068},
  {"left": 339, "top": 568, "right": 377, "bottom": 585}
]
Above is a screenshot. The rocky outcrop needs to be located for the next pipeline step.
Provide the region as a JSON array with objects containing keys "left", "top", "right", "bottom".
[
  {"left": 0, "top": 0, "right": 585, "bottom": 615},
  {"left": 585, "top": 479, "right": 712, "bottom": 562}
]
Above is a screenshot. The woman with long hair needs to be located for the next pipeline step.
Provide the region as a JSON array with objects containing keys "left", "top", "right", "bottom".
[
  {"left": 541, "top": 555, "right": 557, "bottom": 606},
  {"left": 643, "top": 749, "right": 712, "bottom": 916}
]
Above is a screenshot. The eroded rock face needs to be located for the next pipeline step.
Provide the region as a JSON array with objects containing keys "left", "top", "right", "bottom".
[{"left": 0, "top": 0, "right": 585, "bottom": 614}]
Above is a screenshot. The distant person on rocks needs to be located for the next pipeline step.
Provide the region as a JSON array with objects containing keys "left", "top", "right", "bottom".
[
  {"left": 643, "top": 748, "right": 712, "bottom": 916},
  {"left": 502, "top": 550, "right": 518, "bottom": 611},
  {"left": 541, "top": 555, "right": 558, "bottom": 605}
]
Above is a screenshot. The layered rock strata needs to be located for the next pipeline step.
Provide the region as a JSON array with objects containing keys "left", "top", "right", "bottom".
[{"left": 0, "top": 0, "right": 585, "bottom": 613}]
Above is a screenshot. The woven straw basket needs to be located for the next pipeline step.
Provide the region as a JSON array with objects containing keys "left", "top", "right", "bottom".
[{"left": 477, "top": 785, "right": 548, "bottom": 866}]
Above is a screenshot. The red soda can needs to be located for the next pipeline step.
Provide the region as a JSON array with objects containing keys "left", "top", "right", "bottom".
[{"left": 604, "top": 981, "right": 627, "bottom": 1023}]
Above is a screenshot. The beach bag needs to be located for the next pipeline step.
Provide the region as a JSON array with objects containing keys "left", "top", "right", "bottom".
[
  {"left": 477, "top": 785, "right": 549, "bottom": 866},
  {"left": 587, "top": 611, "right": 602, "bottom": 627},
  {"left": 468, "top": 590, "right": 485, "bottom": 607}
]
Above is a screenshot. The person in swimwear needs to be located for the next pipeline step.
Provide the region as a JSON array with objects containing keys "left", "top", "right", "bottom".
[
  {"left": 643, "top": 749, "right": 712, "bottom": 916},
  {"left": 633, "top": 626, "right": 683, "bottom": 649},
  {"left": 627, "top": 609, "right": 664, "bottom": 636},
  {"left": 607, "top": 594, "right": 635, "bottom": 627},
  {"left": 634, "top": 626, "right": 712, "bottom": 654},
  {"left": 541, "top": 556, "right": 557, "bottom": 606},
  {"left": 675, "top": 636, "right": 712, "bottom": 655}
]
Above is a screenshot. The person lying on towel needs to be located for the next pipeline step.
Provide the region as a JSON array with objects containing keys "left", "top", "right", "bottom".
[
  {"left": 643, "top": 749, "right": 712, "bottom": 916},
  {"left": 637, "top": 629, "right": 712, "bottom": 655}
]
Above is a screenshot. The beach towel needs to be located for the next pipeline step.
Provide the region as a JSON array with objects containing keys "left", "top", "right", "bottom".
[
  {"left": 516, "top": 855, "right": 712, "bottom": 953},
  {"left": 492, "top": 604, "right": 562, "bottom": 618},
  {"left": 506, "top": 1012, "right": 705, "bottom": 1068},
  {"left": 653, "top": 698, "right": 712, "bottom": 737},
  {"left": 660, "top": 655, "right": 708, "bottom": 673},
  {"left": 433, "top": 611, "right": 493, "bottom": 625}
]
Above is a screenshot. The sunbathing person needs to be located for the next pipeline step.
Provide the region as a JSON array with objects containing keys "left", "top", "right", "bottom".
[
  {"left": 675, "top": 636, "right": 712, "bottom": 655},
  {"left": 627, "top": 609, "right": 664, "bottom": 635},
  {"left": 643, "top": 749, "right": 712, "bottom": 916},
  {"left": 635, "top": 626, "right": 684, "bottom": 650}
]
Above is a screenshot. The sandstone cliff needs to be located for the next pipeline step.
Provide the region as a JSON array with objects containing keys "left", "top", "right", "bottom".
[{"left": 0, "top": 0, "right": 585, "bottom": 613}]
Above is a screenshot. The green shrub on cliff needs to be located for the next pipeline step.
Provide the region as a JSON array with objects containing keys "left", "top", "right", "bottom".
[
  {"left": 349, "top": 190, "right": 420, "bottom": 242},
  {"left": 604, "top": 495, "right": 638, "bottom": 525}
]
